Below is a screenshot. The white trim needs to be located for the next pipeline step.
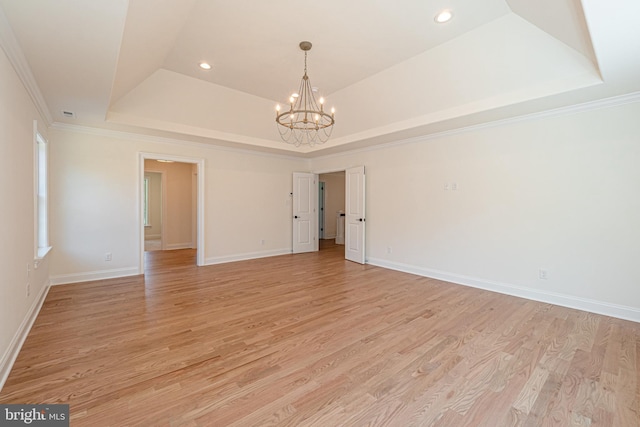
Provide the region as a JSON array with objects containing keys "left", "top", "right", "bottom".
[
  {"left": 205, "top": 249, "right": 291, "bottom": 266},
  {"left": 312, "top": 91, "right": 640, "bottom": 161},
  {"left": 51, "top": 123, "right": 305, "bottom": 161},
  {"left": 0, "top": 280, "right": 50, "bottom": 392},
  {"left": 49, "top": 268, "right": 140, "bottom": 285},
  {"left": 36, "top": 246, "right": 52, "bottom": 260},
  {"left": 0, "top": 9, "right": 53, "bottom": 125},
  {"left": 368, "top": 258, "right": 640, "bottom": 323},
  {"left": 165, "top": 242, "right": 194, "bottom": 250},
  {"left": 48, "top": 93, "right": 640, "bottom": 163}
]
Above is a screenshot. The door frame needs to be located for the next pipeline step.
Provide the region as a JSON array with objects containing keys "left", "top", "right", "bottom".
[
  {"left": 138, "top": 153, "right": 205, "bottom": 272},
  {"left": 318, "top": 181, "right": 325, "bottom": 240},
  {"left": 313, "top": 167, "right": 365, "bottom": 262}
]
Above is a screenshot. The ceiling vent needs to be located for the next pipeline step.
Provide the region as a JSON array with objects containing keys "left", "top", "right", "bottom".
[{"left": 62, "top": 110, "right": 75, "bottom": 118}]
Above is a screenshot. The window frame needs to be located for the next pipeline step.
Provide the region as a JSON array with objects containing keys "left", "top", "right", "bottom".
[
  {"left": 34, "top": 121, "right": 51, "bottom": 260},
  {"left": 143, "top": 175, "right": 151, "bottom": 227}
]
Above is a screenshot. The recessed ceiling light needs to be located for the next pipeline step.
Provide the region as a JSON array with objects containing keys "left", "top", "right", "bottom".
[
  {"left": 435, "top": 9, "right": 453, "bottom": 23},
  {"left": 199, "top": 62, "right": 212, "bottom": 70}
]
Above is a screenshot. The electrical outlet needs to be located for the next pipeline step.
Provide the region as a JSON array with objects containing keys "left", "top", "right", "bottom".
[
  {"left": 452, "top": 182, "right": 458, "bottom": 191},
  {"left": 387, "top": 247, "right": 392, "bottom": 254},
  {"left": 444, "top": 183, "right": 449, "bottom": 191},
  {"left": 26, "top": 282, "right": 30, "bottom": 297},
  {"left": 105, "top": 252, "right": 112, "bottom": 261},
  {"left": 260, "top": 239, "right": 265, "bottom": 245},
  {"left": 539, "top": 268, "right": 548, "bottom": 280}
]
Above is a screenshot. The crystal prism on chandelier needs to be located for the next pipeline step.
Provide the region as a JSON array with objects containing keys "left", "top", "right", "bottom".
[{"left": 275, "top": 41, "right": 335, "bottom": 147}]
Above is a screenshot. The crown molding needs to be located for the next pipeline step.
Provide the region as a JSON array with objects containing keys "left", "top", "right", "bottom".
[
  {"left": 48, "top": 88, "right": 640, "bottom": 164},
  {"left": 312, "top": 90, "right": 640, "bottom": 161},
  {"left": 51, "top": 89, "right": 640, "bottom": 164},
  {"left": 0, "top": 7, "right": 53, "bottom": 125},
  {"left": 49, "top": 122, "right": 308, "bottom": 162}
]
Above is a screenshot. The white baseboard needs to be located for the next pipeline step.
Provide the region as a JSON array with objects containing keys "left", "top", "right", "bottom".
[
  {"left": 50, "top": 267, "right": 140, "bottom": 285},
  {"left": 0, "top": 280, "right": 50, "bottom": 392},
  {"left": 367, "top": 258, "right": 640, "bottom": 323},
  {"left": 322, "top": 234, "right": 337, "bottom": 239},
  {"left": 165, "top": 242, "right": 194, "bottom": 250},
  {"left": 205, "top": 248, "right": 291, "bottom": 265}
]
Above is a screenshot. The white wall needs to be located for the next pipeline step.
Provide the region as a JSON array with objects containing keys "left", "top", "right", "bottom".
[
  {"left": 49, "top": 128, "right": 307, "bottom": 283},
  {"left": 0, "top": 45, "right": 50, "bottom": 387},
  {"left": 48, "top": 100, "right": 640, "bottom": 321},
  {"left": 311, "top": 101, "right": 640, "bottom": 321}
]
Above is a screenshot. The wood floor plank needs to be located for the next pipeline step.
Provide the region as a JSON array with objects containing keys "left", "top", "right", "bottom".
[{"left": 1, "top": 242, "right": 639, "bottom": 426}]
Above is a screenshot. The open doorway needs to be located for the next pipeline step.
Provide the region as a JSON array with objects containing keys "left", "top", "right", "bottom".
[
  {"left": 292, "top": 167, "right": 365, "bottom": 263},
  {"left": 318, "top": 171, "right": 345, "bottom": 250},
  {"left": 144, "top": 159, "right": 197, "bottom": 253},
  {"left": 139, "top": 153, "right": 205, "bottom": 273}
]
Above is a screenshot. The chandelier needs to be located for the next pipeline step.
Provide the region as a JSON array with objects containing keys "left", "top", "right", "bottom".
[{"left": 275, "top": 41, "right": 335, "bottom": 147}]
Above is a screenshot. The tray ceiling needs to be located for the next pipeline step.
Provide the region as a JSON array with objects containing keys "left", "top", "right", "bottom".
[{"left": 1, "top": 0, "right": 639, "bottom": 156}]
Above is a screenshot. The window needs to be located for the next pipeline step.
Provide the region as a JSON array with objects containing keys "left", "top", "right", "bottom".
[
  {"left": 143, "top": 176, "right": 150, "bottom": 226},
  {"left": 34, "top": 122, "right": 50, "bottom": 258}
]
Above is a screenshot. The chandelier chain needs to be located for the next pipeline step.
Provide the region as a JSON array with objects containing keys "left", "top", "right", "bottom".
[{"left": 304, "top": 51, "right": 307, "bottom": 76}]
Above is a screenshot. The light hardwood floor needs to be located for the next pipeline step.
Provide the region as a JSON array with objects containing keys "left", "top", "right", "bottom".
[{"left": 1, "top": 243, "right": 638, "bottom": 426}]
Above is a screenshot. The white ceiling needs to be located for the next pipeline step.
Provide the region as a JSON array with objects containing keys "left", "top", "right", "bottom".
[{"left": 1, "top": 0, "right": 639, "bottom": 157}]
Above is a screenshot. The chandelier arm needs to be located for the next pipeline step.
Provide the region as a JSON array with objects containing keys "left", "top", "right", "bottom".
[{"left": 276, "top": 111, "right": 334, "bottom": 129}]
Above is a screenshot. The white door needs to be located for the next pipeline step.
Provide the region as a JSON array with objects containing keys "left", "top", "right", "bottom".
[
  {"left": 292, "top": 172, "right": 318, "bottom": 253},
  {"left": 345, "top": 166, "right": 365, "bottom": 264}
]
